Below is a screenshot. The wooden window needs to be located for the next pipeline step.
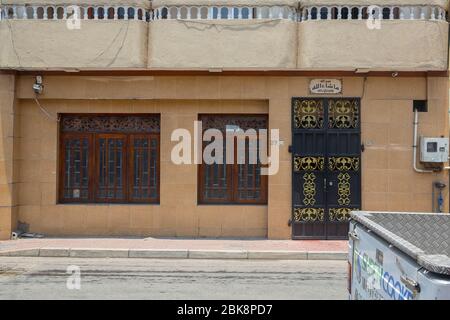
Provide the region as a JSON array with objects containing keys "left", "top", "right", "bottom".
[
  {"left": 59, "top": 114, "right": 160, "bottom": 204},
  {"left": 129, "top": 134, "right": 160, "bottom": 202},
  {"left": 198, "top": 115, "right": 268, "bottom": 205},
  {"left": 60, "top": 133, "right": 92, "bottom": 202}
]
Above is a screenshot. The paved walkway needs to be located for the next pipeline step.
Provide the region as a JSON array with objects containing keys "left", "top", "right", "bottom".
[{"left": 0, "top": 238, "right": 348, "bottom": 260}]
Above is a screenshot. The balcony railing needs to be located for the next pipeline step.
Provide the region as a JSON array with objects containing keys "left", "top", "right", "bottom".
[
  {"left": 151, "top": 6, "right": 297, "bottom": 20},
  {"left": 0, "top": 5, "right": 149, "bottom": 21},
  {"left": 301, "top": 5, "right": 447, "bottom": 21},
  {"left": 0, "top": 6, "right": 298, "bottom": 21},
  {"left": 1, "top": 3, "right": 447, "bottom": 22}
]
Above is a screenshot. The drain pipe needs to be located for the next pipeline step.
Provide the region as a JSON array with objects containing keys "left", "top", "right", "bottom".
[{"left": 413, "top": 109, "right": 433, "bottom": 173}]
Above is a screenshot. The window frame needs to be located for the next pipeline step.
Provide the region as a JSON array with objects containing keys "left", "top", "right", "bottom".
[
  {"left": 94, "top": 133, "right": 129, "bottom": 204},
  {"left": 59, "top": 132, "right": 95, "bottom": 203},
  {"left": 197, "top": 114, "right": 269, "bottom": 205},
  {"left": 58, "top": 114, "right": 160, "bottom": 204},
  {"left": 128, "top": 133, "right": 161, "bottom": 204}
]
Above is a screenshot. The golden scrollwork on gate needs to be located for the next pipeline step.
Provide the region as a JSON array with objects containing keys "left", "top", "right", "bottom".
[
  {"left": 302, "top": 173, "right": 316, "bottom": 206},
  {"left": 329, "top": 208, "right": 358, "bottom": 222},
  {"left": 294, "top": 208, "right": 324, "bottom": 222},
  {"left": 293, "top": 99, "right": 324, "bottom": 129},
  {"left": 328, "top": 99, "right": 359, "bottom": 129},
  {"left": 294, "top": 156, "right": 325, "bottom": 172},
  {"left": 328, "top": 157, "right": 360, "bottom": 172},
  {"left": 337, "top": 173, "right": 351, "bottom": 206}
]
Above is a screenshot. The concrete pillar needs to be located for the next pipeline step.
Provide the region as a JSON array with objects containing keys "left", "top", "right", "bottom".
[
  {"left": 267, "top": 97, "right": 292, "bottom": 239},
  {"left": 0, "top": 73, "right": 18, "bottom": 240}
]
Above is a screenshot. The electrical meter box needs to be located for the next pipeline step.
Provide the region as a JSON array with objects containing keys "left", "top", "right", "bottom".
[{"left": 420, "top": 137, "right": 449, "bottom": 163}]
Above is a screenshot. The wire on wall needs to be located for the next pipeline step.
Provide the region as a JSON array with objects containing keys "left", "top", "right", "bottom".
[
  {"left": 361, "top": 76, "right": 367, "bottom": 99},
  {"left": 33, "top": 95, "right": 60, "bottom": 122}
]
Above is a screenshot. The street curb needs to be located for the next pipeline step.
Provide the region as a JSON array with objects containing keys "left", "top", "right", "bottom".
[
  {"left": 307, "top": 251, "right": 348, "bottom": 260},
  {"left": 248, "top": 251, "right": 308, "bottom": 260},
  {"left": 189, "top": 250, "right": 248, "bottom": 259},
  {"left": 40, "top": 248, "right": 70, "bottom": 257},
  {"left": 129, "top": 249, "right": 188, "bottom": 259},
  {"left": 70, "top": 248, "right": 129, "bottom": 258},
  {"left": 0, "top": 249, "right": 40, "bottom": 257},
  {"left": 0, "top": 248, "right": 348, "bottom": 260}
]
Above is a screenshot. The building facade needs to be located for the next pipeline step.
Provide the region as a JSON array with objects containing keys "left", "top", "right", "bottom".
[{"left": 0, "top": 0, "right": 449, "bottom": 240}]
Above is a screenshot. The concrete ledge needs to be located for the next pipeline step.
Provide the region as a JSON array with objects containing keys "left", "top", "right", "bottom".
[
  {"left": 129, "top": 249, "right": 188, "bottom": 259},
  {"left": 39, "top": 248, "right": 70, "bottom": 257},
  {"left": 0, "top": 251, "right": 11, "bottom": 256},
  {"left": 6, "top": 249, "right": 40, "bottom": 257},
  {"left": 0, "top": 248, "right": 348, "bottom": 260},
  {"left": 247, "top": 251, "right": 308, "bottom": 260},
  {"left": 307, "top": 252, "right": 348, "bottom": 260},
  {"left": 69, "top": 248, "right": 129, "bottom": 258},
  {"left": 189, "top": 250, "right": 248, "bottom": 259}
]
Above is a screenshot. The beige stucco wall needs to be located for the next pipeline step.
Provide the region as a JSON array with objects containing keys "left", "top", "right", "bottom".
[
  {"left": 0, "top": 74, "right": 444, "bottom": 240},
  {"left": 149, "top": 19, "right": 297, "bottom": 69},
  {"left": 0, "top": 15, "right": 447, "bottom": 71},
  {"left": 298, "top": 20, "right": 448, "bottom": 71},
  {"left": 0, "top": 73, "right": 19, "bottom": 240},
  {"left": 16, "top": 98, "right": 269, "bottom": 237},
  {"left": 0, "top": 20, "right": 148, "bottom": 69}
]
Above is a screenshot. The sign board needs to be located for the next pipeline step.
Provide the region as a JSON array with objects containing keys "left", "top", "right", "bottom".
[{"left": 309, "top": 79, "right": 342, "bottom": 94}]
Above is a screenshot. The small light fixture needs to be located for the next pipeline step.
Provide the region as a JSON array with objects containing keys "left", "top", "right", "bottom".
[{"left": 32, "top": 76, "right": 44, "bottom": 95}]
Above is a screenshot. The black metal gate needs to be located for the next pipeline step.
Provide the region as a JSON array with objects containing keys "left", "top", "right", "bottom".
[{"left": 291, "top": 98, "right": 361, "bottom": 240}]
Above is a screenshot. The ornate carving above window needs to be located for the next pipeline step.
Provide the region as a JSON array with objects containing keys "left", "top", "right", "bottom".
[
  {"left": 61, "top": 115, "right": 160, "bottom": 133},
  {"left": 199, "top": 115, "right": 267, "bottom": 131}
]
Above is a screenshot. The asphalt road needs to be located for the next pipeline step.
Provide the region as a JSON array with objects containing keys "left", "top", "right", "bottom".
[{"left": 0, "top": 257, "right": 347, "bottom": 300}]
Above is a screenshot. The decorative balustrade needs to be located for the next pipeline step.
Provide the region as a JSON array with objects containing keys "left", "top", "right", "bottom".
[
  {"left": 151, "top": 6, "right": 297, "bottom": 20},
  {"left": 0, "top": 5, "right": 149, "bottom": 21},
  {"left": 301, "top": 5, "right": 447, "bottom": 21},
  {"left": 0, "top": 3, "right": 447, "bottom": 23}
]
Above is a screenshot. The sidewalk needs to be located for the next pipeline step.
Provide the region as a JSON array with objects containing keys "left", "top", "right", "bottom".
[{"left": 0, "top": 237, "right": 348, "bottom": 260}]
